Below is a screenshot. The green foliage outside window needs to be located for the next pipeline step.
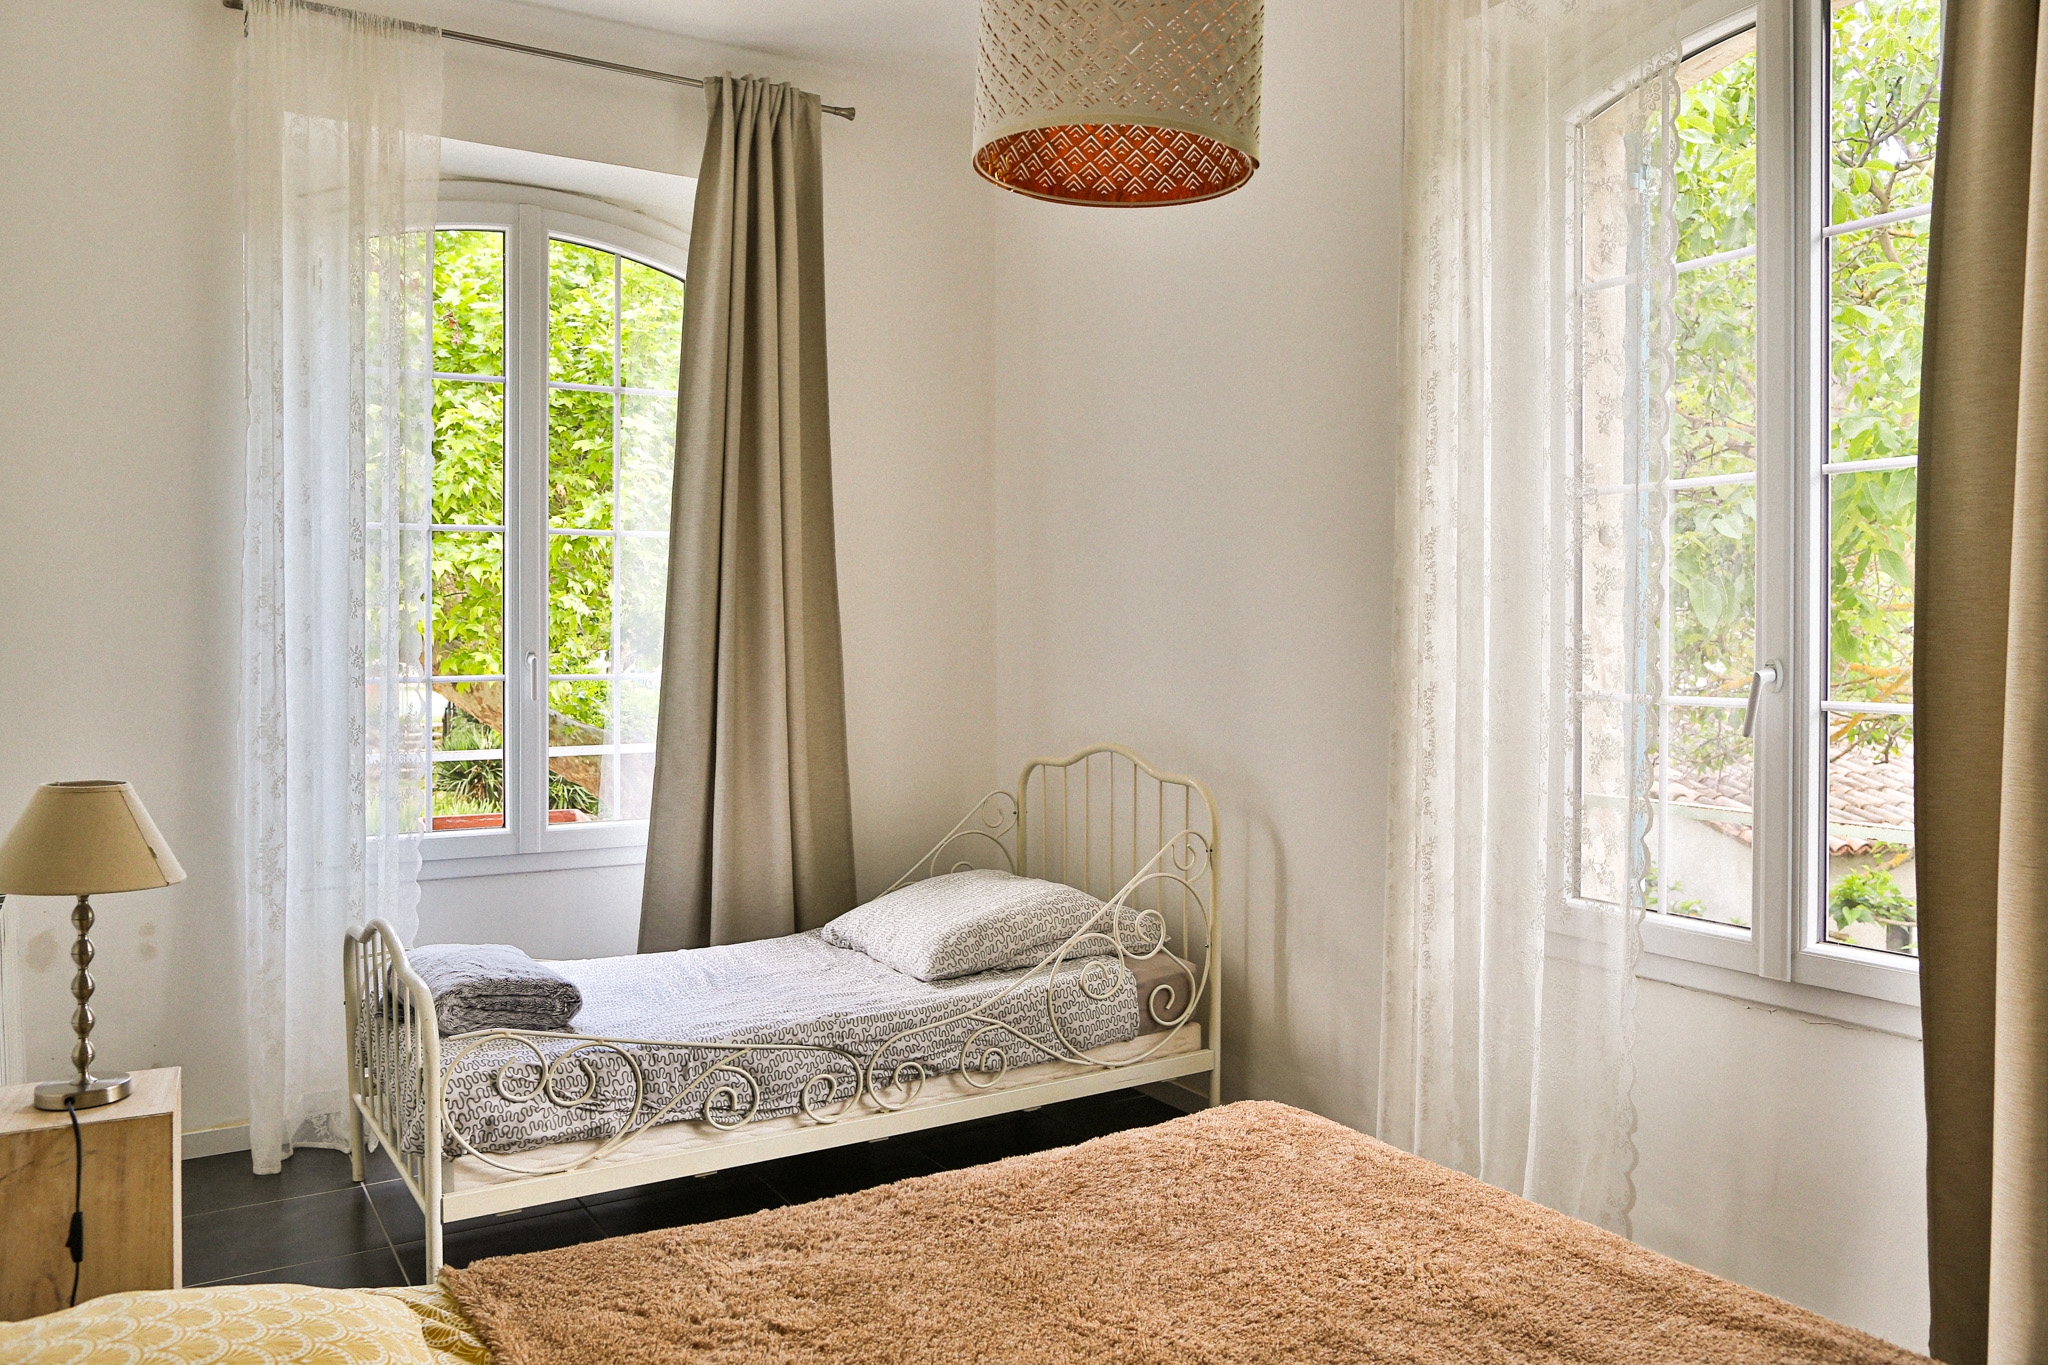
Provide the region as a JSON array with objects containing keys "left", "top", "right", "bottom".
[
  {"left": 428, "top": 228, "right": 684, "bottom": 822},
  {"left": 1826, "top": 0, "right": 1936, "bottom": 764},
  {"left": 1668, "top": 43, "right": 1762, "bottom": 789},
  {"left": 1646, "top": 4, "right": 1931, "bottom": 947},
  {"left": 1663, "top": 2, "right": 1932, "bottom": 776},
  {"left": 1827, "top": 866, "right": 1915, "bottom": 932}
]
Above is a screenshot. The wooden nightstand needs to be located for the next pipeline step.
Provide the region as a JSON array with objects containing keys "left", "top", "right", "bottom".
[{"left": 0, "top": 1066, "right": 182, "bottom": 1320}]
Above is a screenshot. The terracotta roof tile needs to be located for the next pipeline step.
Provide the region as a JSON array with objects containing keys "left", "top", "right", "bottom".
[{"left": 1664, "top": 743, "right": 1912, "bottom": 857}]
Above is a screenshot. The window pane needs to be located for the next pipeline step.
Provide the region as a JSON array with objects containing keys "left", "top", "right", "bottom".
[
  {"left": 620, "top": 259, "right": 685, "bottom": 390},
  {"left": 1656, "top": 704, "right": 1753, "bottom": 929},
  {"left": 1674, "top": 258, "right": 1757, "bottom": 480},
  {"left": 536, "top": 241, "right": 680, "bottom": 830},
  {"left": 1828, "top": 0, "right": 1938, "bottom": 464},
  {"left": 595, "top": 751, "right": 657, "bottom": 821},
  {"left": 1830, "top": 0, "right": 1941, "bottom": 225},
  {"left": 548, "top": 679, "right": 610, "bottom": 745},
  {"left": 433, "top": 379, "right": 504, "bottom": 526},
  {"left": 1828, "top": 218, "right": 1930, "bottom": 463},
  {"left": 615, "top": 535, "right": 668, "bottom": 674},
  {"left": 548, "top": 388, "right": 614, "bottom": 530},
  {"left": 549, "top": 241, "right": 616, "bottom": 384},
  {"left": 618, "top": 393, "right": 676, "bottom": 533},
  {"left": 1830, "top": 465, "right": 1915, "bottom": 703},
  {"left": 434, "top": 230, "right": 504, "bottom": 377},
  {"left": 1577, "top": 479, "right": 1635, "bottom": 907},
  {"left": 1579, "top": 696, "right": 1629, "bottom": 907},
  {"left": 546, "top": 685, "right": 658, "bottom": 823},
  {"left": 548, "top": 533, "right": 612, "bottom": 676},
  {"left": 1676, "top": 33, "right": 1757, "bottom": 259},
  {"left": 432, "top": 531, "right": 503, "bottom": 676},
  {"left": 615, "top": 677, "right": 659, "bottom": 746},
  {"left": 1669, "top": 481, "right": 1756, "bottom": 698},
  {"left": 1822, "top": 0, "right": 1930, "bottom": 957},
  {"left": 433, "top": 681, "right": 504, "bottom": 753},
  {"left": 544, "top": 751, "right": 654, "bottom": 823},
  {"left": 547, "top": 679, "right": 611, "bottom": 820},
  {"left": 1670, "top": 30, "right": 1759, "bottom": 699},
  {"left": 432, "top": 757, "right": 504, "bottom": 830},
  {"left": 1825, "top": 725, "right": 1916, "bottom": 956}
]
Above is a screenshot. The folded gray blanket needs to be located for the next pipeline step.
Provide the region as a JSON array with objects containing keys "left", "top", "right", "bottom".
[{"left": 405, "top": 942, "right": 582, "bottom": 1035}]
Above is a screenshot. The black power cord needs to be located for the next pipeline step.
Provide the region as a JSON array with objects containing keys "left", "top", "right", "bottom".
[{"left": 64, "top": 1095, "right": 84, "bottom": 1307}]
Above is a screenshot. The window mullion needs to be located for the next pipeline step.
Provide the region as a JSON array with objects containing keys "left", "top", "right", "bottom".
[
  {"left": 508, "top": 205, "right": 552, "bottom": 854},
  {"left": 1749, "top": 0, "right": 1816, "bottom": 984},
  {"left": 1790, "top": 0, "right": 1835, "bottom": 977}
]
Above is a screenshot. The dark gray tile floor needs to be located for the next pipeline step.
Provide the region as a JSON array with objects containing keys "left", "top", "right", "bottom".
[{"left": 183, "top": 1089, "right": 1183, "bottom": 1288}]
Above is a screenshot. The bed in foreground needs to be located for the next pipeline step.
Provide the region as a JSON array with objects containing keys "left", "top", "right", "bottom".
[
  {"left": 439, "top": 1101, "right": 1929, "bottom": 1365},
  {"left": 0, "top": 1102, "right": 1931, "bottom": 1364}
]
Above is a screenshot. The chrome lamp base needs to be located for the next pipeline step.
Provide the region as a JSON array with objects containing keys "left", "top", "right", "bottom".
[
  {"left": 34, "top": 1072, "right": 131, "bottom": 1111},
  {"left": 31, "top": 893, "right": 129, "bottom": 1111}
]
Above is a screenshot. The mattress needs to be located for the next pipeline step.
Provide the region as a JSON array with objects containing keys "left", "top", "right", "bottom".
[{"left": 378, "top": 930, "right": 1146, "bottom": 1156}]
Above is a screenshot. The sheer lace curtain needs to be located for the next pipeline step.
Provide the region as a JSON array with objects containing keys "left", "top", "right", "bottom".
[
  {"left": 240, "top": 0, "right": 442, "bottom": 1173},
  {"left": 1379, "top": 0, "right": 1683, "bottom": 1233}
]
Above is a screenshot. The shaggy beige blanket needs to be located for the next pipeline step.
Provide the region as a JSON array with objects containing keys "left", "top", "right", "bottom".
[{"left": 440, "top": 1101, "right": 1931, "bottom": 1365}]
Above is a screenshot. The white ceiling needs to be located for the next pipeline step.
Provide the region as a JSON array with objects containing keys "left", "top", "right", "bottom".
[{"left": 509, "top": 1, "right": 976, "bottom": 76}]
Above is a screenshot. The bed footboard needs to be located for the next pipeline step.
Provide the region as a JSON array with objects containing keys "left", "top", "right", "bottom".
[{"left": 344, "top": 920, "right": 443, "bottom": 1273}]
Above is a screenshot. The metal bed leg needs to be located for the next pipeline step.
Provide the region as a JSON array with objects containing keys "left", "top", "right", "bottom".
[
  {"left": 344, "top": 936, "right": 367, "bottom": 1183},
  {"left": 348, "top": 1099, "right": 367, "bottom": 1183},
  {"left": 425, "top": 1157, "right": 446, "bottom": 1280}
]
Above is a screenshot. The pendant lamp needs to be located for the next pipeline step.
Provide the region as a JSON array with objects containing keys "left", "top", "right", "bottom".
[{"left": 974, "top": 0, "right": 1262, "bottom": 206}]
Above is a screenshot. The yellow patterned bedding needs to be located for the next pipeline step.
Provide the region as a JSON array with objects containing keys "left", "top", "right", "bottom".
[
  {"left": 0, "top": 1282, "right": 489, "bottom": 1365},
  {"left": 370, "top": 1286, "right": 490, "bottom": 1365}
]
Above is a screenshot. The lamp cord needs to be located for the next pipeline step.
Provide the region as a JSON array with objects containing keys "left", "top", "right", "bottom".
[{"left": 64, "top": 1096, "right": 84, "bottom": 1307}]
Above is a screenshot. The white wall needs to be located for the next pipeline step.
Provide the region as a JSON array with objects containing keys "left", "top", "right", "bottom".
[
  {"left": 1633, "top": 983, "right": 1928, "bottom": 1347},
  {"left": 0, "top": 0, "right": 246, "bottom": 1137},
  {"left": 0, "top": 0, "right": 993, "bottom": 1135},
  {"left": 986, "top": 0, "right": 1400, "bottom": 1134}
]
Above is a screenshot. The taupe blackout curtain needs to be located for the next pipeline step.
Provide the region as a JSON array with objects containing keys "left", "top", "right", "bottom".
[
  {"left": 1916, "top": 2, "right": 2048, "bottom": 1361},
  {"left": 639, "top": 75, "right": 857, "bottom": 952}
]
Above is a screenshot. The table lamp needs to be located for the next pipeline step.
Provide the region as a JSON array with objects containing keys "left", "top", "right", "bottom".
[{"left": 0, "top": 781, "right": 185, "bottom": 1110}]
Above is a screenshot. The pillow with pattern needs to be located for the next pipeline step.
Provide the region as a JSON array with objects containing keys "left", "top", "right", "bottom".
[{"left": 822, "top": 869, "right": 1138, "bottom": 982}]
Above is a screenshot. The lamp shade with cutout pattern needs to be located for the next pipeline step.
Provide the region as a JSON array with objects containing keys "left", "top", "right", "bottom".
[{"left": 973, "top": 0, "right": 1262, "bottom": 206}]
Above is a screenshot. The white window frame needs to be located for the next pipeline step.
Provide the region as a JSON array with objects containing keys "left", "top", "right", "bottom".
[
  {"left": 1579, "top": 0, "right": 1924, "bottom": 1036},
  {"left": 421, "top": 192, "right": 688, "bottom": 880}
]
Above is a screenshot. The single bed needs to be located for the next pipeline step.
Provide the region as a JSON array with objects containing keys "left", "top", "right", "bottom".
[
  {"left": 374, "top": 929, "right": 1191, "bottom": 1157},
  {"left": 347, "top": 744, "right": 1221, "bottom": 1275}
]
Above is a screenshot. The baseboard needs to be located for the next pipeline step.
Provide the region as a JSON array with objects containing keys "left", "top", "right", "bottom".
[{"left": 181, "top": 1123, "right": 251, "bottom": 1159}]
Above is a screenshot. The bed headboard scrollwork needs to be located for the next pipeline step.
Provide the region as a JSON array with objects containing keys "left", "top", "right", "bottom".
[{"left": 1016, "top": 743, "right": 1218, "bottom": 912}]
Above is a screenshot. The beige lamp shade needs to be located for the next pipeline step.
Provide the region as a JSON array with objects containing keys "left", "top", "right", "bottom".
[
  {"left": 0, "top": 781, "right": 186, "bottom": 895},
  {"left": 973, "top": 0, "right": 1262, "bottom": 206}
]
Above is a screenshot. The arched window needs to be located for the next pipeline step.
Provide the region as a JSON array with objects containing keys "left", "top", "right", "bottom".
[{"left": 424, "top": 201, "right": 686, "bottom": 865}]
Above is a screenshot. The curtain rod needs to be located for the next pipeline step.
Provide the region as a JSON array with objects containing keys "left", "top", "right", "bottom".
[{"left": 220, "top": 0, "right": 856, "bottom": 121}]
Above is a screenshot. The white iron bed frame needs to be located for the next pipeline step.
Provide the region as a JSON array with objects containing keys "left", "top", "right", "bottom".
[{"left": 345, "top": 744, "right": 1220, "bottom": 1274}]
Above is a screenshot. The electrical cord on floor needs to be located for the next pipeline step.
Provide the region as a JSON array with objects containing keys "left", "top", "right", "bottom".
[{"left": 65, "top": 1095, "right": 84, "bottom": 1307}]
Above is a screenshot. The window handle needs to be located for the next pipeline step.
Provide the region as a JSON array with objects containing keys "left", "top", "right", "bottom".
[
  {"left": 1742, "top": 661, "right": 1783, "bottom": 739},
  {"left": 527, "top": 652, "right": 540, "bottom": 703}
]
